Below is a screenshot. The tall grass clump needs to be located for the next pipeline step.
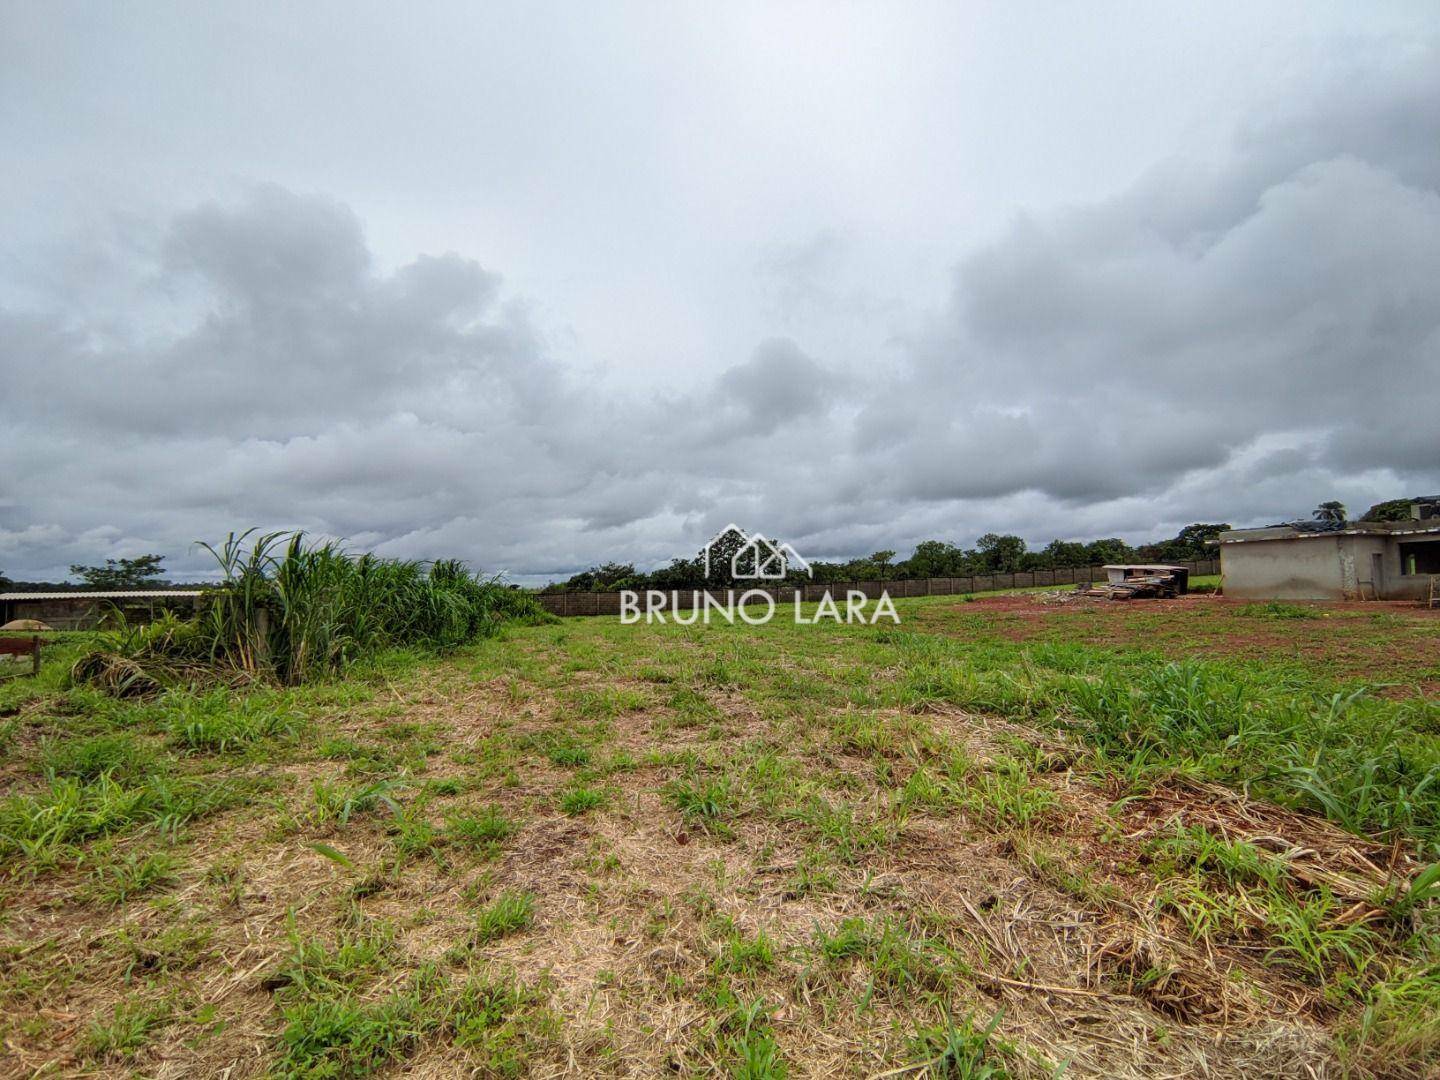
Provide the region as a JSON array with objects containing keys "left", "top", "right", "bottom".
[
  {"left": 887, "top": 633, "right": 1440, "bottom": 853},
  {"left": 1061, "top": 659, "right": 1440, "bottom": 851},
  {"left": 76, "top": 530, "right": 548, "bottom": 691}
]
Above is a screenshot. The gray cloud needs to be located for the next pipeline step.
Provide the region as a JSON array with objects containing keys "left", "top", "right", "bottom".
[
  {"left": 858, "top": 58, "right": 1440, "bottom": 520},
  {"left": 1, "top": 17, "right": 1438, "bottom": 583}
]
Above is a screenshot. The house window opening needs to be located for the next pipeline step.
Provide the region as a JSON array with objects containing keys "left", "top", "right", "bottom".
[{"left": 1399, "top": 541, "right": 1440, "bottom": 575}]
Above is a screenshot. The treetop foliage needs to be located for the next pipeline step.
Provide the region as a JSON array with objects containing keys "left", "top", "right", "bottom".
[{"left": 68, "top": 554, "right": 168, "bottom": 590}]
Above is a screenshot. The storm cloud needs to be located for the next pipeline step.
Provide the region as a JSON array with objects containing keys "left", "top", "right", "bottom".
[{"left": 1, "top": 7, "right": 1437, "bottom": 582}]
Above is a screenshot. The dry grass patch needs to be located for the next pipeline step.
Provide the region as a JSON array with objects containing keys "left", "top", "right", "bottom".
[{"left": 2, "top": 603, "right": 1437, "bottom": 1076}]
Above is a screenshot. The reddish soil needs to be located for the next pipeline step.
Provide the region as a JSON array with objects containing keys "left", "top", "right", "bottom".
[{"left": 912, "top": 593, "right": 1440, "bottom": 688}]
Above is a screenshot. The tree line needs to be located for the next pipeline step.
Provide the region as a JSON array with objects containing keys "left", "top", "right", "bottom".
[
  {"left": 545, "top": 523, "right": 1231, "bottom": 593},
  {"left": 1, "top": 555, "right": 178, "bottom": 592}
]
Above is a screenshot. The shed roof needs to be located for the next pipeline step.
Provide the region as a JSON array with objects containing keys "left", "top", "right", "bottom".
[
  {"left": 0, "top": 591, "right": 205, "bottom": 601},
  {"left": 1220, "top": 521, "right": 1440, "bottom": 544},
  {"left": 1102, "top": 564, "right": 1187, "bottom": 572}
]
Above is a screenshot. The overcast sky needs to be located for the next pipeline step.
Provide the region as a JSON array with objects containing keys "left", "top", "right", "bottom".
[{"left": 2, "top": 3, "right": 1438, "bottom": 583}]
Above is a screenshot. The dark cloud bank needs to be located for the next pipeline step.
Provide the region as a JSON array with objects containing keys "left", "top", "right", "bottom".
[{"left": 3, "top": 41, "right": 1438, "bottom": 584}]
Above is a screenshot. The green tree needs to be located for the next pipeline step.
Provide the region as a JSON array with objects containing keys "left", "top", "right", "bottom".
[
  {"left": 698, "top": 526, "right": 762, "bottom": 587},
  {"left": 976, "top": 533, "right": 1026, "bottom": 574},
  {"left": 1313, "top": 501, "right": 1346, "bottom": 524},
  {"left": 1083, "top": 537, "right": 1133, "bottom": 565},
  {"left": 869, "top": 550, "right": 897, "bottom": 580},
  {"left": 1041, "top": 539, "right": 1088, "bottom": 568},
  {"left": 903, "top": 540, "right": 970, "bottom": 577},
  {"left": 68, "top": 554, "right": 167, "bottom": 590},
  {"left": 645, "top": 557, "right": 705, "bottom": 590},
  {"left": 563, "top": 562, "right": 639, "bottom": 591},
  {"left": 1360, "top": 498, "right": 1413, "bottom": 522},
  {"left": 1175, "top": 523, "right": 1230, "bottom": 551},
  {"left": 1143, "top": 524, "right": 1230, "bottom": 562}
]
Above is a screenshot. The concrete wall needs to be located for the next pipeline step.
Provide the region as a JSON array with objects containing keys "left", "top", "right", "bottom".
[
  {"left": 1221, "top": 537, "right": 1351, "bottom": 600},
  {"left": 1221, "top": 535, "right": 1439, "bottom": 600}
]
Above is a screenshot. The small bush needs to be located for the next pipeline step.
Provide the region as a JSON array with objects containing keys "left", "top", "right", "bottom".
[{"left": 72, "top": 531, "right": 551, "bottom": 695}]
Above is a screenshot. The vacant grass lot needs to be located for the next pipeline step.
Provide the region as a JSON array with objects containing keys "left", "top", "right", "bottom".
[{"left": 1, "top": 595, "right": 1438, "bottom": 1077}]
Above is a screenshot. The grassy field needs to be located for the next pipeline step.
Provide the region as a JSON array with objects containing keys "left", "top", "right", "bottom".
[{"left": 1, "top": 593, "right": 1438, "bottom": 1077}]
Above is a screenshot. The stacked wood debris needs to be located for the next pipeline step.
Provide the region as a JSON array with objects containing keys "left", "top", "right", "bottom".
[{"left": 1045, "top": 565, "right": 1188, "bottom": 602}]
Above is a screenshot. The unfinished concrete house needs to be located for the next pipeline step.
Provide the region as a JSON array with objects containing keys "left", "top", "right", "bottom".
[{"left": 1219, "top": 498, "right": 1440, "bottom": 601}]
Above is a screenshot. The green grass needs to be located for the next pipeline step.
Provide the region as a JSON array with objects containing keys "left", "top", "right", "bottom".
[
  {"left": 305, "top": 778, "right": 405, "bottom": 827},
  {"left": 3, "top": 590, "right": 1437, "bottom": 1074},
  {"left": 713, "top": 925, "right": 779, "bottom": 976},
  {"left": 666, "top": 775, "right": 734, "bottom": 828},
  {"left": 83, "top": 849, "right": 178, "bottom": 905},
  {"left": 708, "top": 990, "right": 789, "bottom": 1080},
  {"left": 558, "top": 785, "right": 607, "bottom": 815},
  {"left": 446, "top": 806, "right": 518, "bottom": 854},
  {"left": 813, "top": 916, "right": 954, "bottom": 999},
  {"left": 81, "top": 999, "right": 172, "bottom": 1061},
  {"left": 114, "top": 920, "right": 214, "bottom": 978},
  {"left": 547, "top": 742, "right": 591, "bottom": 767},
  {"left": 881, "top": 633, "right": 1440, "bottom": 851},
  {"left": 276, "top": 984, "right": 431, "bottom": 1077},
  {"left": 389, "top": 809, "right": 442, "bottom": 861},
  {"left": 0, "top": 771, "right": 248, "bottom": 868},
  {"left": 273, "top": 924, "right": 397, "bottom": 1000},
  {"left": 1235, "top": 601, "right": 1320, "bottom": 619},
  {"left": 165, "top": 689, "right": 298, "bottom": 752},
  {"left": 38, "top": 732, "right": 156, "bottom": 782},
  {"left": 272, "top": 940, "right": 555, "bottom": 1078},
  {"left": 473, "top": 890, "right": 536, "bottom": 943},
  {"left": 448, "top": 974, "right": 558, "bottom": 1074},
  {"left": 789, "top": 797, "right": 896, "bottom": 863},
  {"left": 1347, "top": 966, "right": 1440, "bottom": 1064},
  {"left": 906, "top": 1011, "right": 1011, "bottom": 1078}
]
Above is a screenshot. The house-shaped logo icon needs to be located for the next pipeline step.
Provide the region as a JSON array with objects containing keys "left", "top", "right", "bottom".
[{"left": 702, "top": 524, "right": 813, "bottom": 580}]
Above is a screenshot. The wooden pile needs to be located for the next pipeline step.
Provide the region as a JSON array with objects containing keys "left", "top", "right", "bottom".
[{"left": 1046, "top": 571, "right": 1185, "bottom": 603}]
